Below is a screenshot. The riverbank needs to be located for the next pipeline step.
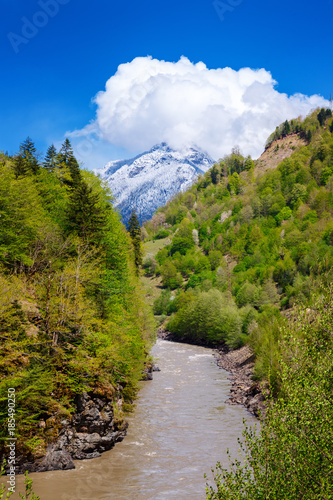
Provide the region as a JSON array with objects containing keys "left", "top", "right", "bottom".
[
  {"left": 215, "top": 345, "right": 266, "bottom": 418},
  {"left": 157, "top": 327, "right": 265, "bottom": 418},
  {"left": 14, "top": 391, "right": 128, "bottom": 474}
]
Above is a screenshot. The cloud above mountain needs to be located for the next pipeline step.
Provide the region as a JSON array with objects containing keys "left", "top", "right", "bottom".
[{"left": 74, "top": 56, "right": 329, "bottom": 160}]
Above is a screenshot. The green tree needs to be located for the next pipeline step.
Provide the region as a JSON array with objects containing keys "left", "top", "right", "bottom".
[
  {"left": 207, "top": 291, "right": 333, "bottom": 499},
  {"left": 160, "top": 261, "right": 182, "bottom": 289},
  {"left": 56, "top": 138, "right": 82, "bottom": 187},
  {"left": 43, "top": 144, "right": 57, "bottom": 172},
  {"left": 128, "top": 209, "right": 143, "bottom": 274},
  {"left": 282, "top": 119, "right": 291, "bottom": 136},
  {"left": 13, "top": 137, "right": 39, "bottom": 177},
  {"left": 65, "top": 181, "right": 108, "bottom": 242}
]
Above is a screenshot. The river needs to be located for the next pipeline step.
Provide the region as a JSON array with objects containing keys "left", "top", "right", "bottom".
[{"left": 14, "top": 340, "right": 256, "bottom": 499}]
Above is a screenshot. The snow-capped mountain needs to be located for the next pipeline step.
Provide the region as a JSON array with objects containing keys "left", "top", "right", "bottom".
[{"left": 96, "top": 143, "right": 214, "bottom": 224}]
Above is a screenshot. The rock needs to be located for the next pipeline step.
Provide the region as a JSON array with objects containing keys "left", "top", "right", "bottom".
[
  {"left": 217, "top": 345, "right": 266, "bottom": 418},
  {"left": 142, "top": 363, "right": 154, "bottom": 380},
  {"left": 14, "top": 391, "right": 128, "bottom": 474},
  {"left": 41, "top": 449, "right": 75, "bottom": 471}
]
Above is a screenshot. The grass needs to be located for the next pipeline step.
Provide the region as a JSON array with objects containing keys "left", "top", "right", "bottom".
[
  {"left": 143, "top": 236, "right": 171, "bottom": 257},
  {"left": 141, "top": 236, "right": 172, "bottom": 308}
]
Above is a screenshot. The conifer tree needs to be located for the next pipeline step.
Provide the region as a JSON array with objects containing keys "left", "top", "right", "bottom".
[
  {"left": 128, "top": 209, "right": 141, "bottom": 239},
  {"left": 13, "top": 137, "right": 39, "bottom": 177},
  {"left": 66, "top": 181, "right": 107, "bottom": 241},
  {"left": 128, "top": 209, "right": 142, "bottom": 274},
  {"left": 43, "top": 144, "right": 57, "bottom": 172},
  {"left": 282, "top": 120, "right": 291, "bottom": 136},
  {"left": 56, "top": 138, "right": 81, "bottom": 187}
]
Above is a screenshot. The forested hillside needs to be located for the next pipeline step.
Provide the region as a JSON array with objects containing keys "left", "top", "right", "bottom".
[
  {"left": 0, "top": 139, "right": 154, "bottom": 465},
  {"left": 143, "top": 108, "right": 333, "bottom": 389}
]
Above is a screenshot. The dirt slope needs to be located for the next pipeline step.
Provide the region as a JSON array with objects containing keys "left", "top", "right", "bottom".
[{"left": 254, "top": 133, "right": 307, "bottom": 177}]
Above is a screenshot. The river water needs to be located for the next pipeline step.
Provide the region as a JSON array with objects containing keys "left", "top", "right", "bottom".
[{"left": 14, "top": 340, "right": 256, "bottom": 500}]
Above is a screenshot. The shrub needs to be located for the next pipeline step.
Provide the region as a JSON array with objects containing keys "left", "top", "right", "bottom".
[
  {"left": 160, "top": 261, "right": 182, "bottom": 289},
  {"left": 154, "top": 228, "right": 170, "bottom": 240},
  {"left": 153, "top": 289, "right": 172, "bottom": 315},
  {"left": 167, "top": 289, "right": 242, "bottom": 346}
]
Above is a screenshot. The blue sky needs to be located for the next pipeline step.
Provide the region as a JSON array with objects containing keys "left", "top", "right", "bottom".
[{"left": 1, "top": 0, "right": 332, "bottom": 168}]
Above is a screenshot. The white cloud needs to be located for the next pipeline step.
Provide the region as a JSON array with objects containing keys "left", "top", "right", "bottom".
[{"left": 73, "top": 56, "right": 329, "bottom": 160}]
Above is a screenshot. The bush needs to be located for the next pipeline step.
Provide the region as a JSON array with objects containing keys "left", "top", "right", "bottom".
[
  {"left": 154, "top": 228, "right": 170, "bottom": 240},
  {"left": 167, "top": 288, "right": 243, "bottom": 346},
  {"left": 153, "top": 289, "right": 172, "bottom": 315},
  {"left": 142, "top": 254, "right": 157, "bottom": 276},
  {"left": 160, "top": 261, "right": 182, "bottom": 289}
]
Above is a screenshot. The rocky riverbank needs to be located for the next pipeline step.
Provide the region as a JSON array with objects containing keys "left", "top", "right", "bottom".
[
  {"left": 15, "top": 391, "right": 128, "bottom": 474},
  {"left": 12, "top": 363, "right": 161, "bottom": 474},
  {"left": 216, "top": 345, "right": 266, "bottom": 418}
]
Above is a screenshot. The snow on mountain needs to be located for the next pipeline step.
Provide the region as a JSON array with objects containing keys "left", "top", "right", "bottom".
[{"left": 96, "top": 143, "right": 214, "bottom": 224}]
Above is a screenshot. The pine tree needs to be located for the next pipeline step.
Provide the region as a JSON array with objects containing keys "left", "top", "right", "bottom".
[
  {"left": 13, "top": 137, "right": 39, "bottom": 177},
  {"left": 43, "top": 144, "right": 57, "bottom": 172},
  {"left": 66, "top": 181, "right": 107, "bottom": 241},
  {"left": 282, "top": 120, "right": 291, "bottom": 136},
  {"left": 128, "top": 209, "right": 141, "bottom": 239},
  {"left": 56, "top": 139, "right": 81, "bottom": 187},
  {"left": 128, "top": 209, "right": 142, "bottom": 274}
]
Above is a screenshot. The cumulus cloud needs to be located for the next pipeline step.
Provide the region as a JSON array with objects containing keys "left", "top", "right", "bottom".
[{"left": 74, "top": 56, "right": 329, "bottom": 160}]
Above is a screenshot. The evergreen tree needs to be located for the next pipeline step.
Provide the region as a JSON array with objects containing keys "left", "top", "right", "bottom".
[
  {"left": 210, "top": 164, "right": 220, "bottom": 185},
  {"left": 56, "top": 138, "right": 81, "bottom": 187},
  {"left": 66, "top": 181, "right": 108, "bottom": 241},
  {"left": 317, "top": 107, "right": 331, "bottom": 126},
  {"left": 128, "top": 209, "right": 141, "bottom": 239},
  {"left": 43, "top": 144, "right": 57, "bottom": 172},
  {"left": 128, "top": 209, "right": 142, "bottom": 274},
  {"left": 13, "top": 137, "right": 39, "bottom": 177},
  {"left": 282, "top": 120, "right": 291, "bottom": 136}
]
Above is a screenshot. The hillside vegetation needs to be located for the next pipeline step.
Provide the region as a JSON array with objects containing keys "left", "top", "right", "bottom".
[
  {"left": 0, "top": 139, "right": 154, "bottom": 463},
  {"left": 143, "top": 108, "right": 333, "bottom": 389},
  {"left": 143, "top": 108, "right": 333, "bottom": 498}
]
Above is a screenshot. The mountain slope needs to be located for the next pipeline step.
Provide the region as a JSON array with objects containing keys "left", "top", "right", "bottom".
[
  {"left": 143, "top": 108, "right": 333, "bottom": 384},
  {"left": 96, "top": 143, "right": 214, "bottom": 224}
]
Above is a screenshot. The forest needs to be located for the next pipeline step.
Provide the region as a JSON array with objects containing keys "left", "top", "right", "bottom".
[{"left": 0, "top": 138, "right": 154, "bottom": 466}]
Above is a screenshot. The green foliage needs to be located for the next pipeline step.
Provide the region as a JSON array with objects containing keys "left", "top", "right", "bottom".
[
  {"left": 43, "top": 144, "right": 57, "bottom": 173},
  {"left": 65, "top": 180, "right": 110, "bottom": 241},
  {"left": 13, "top": 137, "right": 39, "bottom": 178},
  {"left": 127, "top": 209, "right": 143, "bottom": 274},
  {"left": 167, "top": 289, "right": 245, "bottom": 347},
  {"left": 0, "top": 465, "right": 40, "bottom": 499},
  {"left": 160, "top": 261, "right": 182, "bottom": 289},
  {"left": 144, "top": 110, "right": 333, "bottom": 383},
  {"left": 275, "top": 205, "right": 292, "bottom": 224},
  {"left": 153, "top": 289, "right": 173, "bottom": 315},
  {"left": 0, "top": 143, "right": 155, "bottom": 465},
  {"left": 206, "top": 289, "right": 333, "bottom": 499},
  {"left": 154, "top": 228, "right": 170, "bottom": 240}
]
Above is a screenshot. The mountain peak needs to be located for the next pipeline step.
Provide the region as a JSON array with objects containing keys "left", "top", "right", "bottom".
[{"left": 97, "top": 143, "right": 214, "bottom": 224}]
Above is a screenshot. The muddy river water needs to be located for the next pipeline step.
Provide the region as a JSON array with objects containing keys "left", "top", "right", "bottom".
[{"left": 15, "top": 340, "right": 256, "bottom": 499}]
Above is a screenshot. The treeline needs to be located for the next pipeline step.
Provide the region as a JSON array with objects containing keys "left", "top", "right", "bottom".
[
  {"left": 265, "top": 106, "right": 332, "bottom": 147},
  {"left": 143, "top": 107, "right": 333, "bottom": 390},
  {"left": 0, "top": 138, "right": 154, "bottom": 462}
]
